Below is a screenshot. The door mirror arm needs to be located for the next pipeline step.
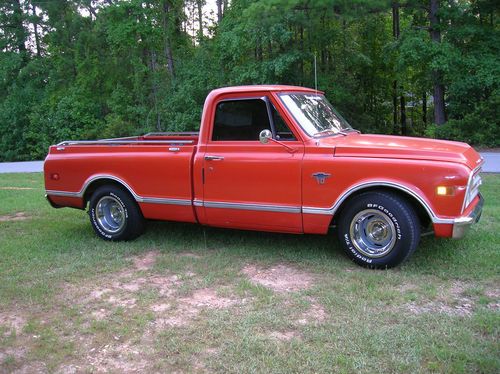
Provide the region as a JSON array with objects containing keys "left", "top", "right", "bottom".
[{"left": 259, "top": 129, "right": 297, "bottom": 153}]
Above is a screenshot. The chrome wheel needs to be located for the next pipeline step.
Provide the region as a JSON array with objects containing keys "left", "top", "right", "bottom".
[
  {"left": 349, "top": 209, "right": 397, "bottom": 258},
  {"left": 96, "top": 196, "right": 125, "bottom": 234}
]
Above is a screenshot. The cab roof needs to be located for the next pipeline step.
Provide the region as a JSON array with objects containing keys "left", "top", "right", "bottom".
[{"left": 209, "top": 85, "right": 320, "bottom": 95}]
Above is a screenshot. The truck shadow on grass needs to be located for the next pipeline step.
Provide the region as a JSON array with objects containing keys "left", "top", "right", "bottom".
[{"left": 140, "top": 220, "right": 341, "bottom": 264}]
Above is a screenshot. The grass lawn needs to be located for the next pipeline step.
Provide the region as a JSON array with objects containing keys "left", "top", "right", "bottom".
[{"left": 0, "top": 172, "right": 499, "bottom": 373}]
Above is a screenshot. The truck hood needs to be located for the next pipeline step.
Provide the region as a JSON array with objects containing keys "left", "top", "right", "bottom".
[{"left": 328, "top": 134, "right": 482, "bottom": 170}]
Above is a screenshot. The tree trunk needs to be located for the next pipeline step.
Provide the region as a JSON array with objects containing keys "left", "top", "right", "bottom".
[
  {"left": 162, "top": 0, "right": 175, "bottom": 78},
  {"left": 87, "top": 3, "right": 97, "bottom": 20},
  {"left": 12, "top": 0, "right": 27, "bottom": 54},
  {"left": 197, "top": 0, "right": 203, "bottom": 40},
  {"left": 31, "top": 3, "right": 41, "bottom": 57},
  {"left": 392, "top": 2, "right": 400, "bottom": 134},
  {"left": 422, "top": 92, "right": 427, "bottom": 126},
  {"left": 299, "top": 25, "right": 304, "bottom": 83},
  {"left": 429, "top": 0, "right": 446, "bottom": 125},
  {"left": 400, "top": 94, "right": 407, "bottom": 135},
  {"left": 392, "top": 82, "right": 398, "bottom": 134},
  {"left": 150, "top": 50, "right": 162, "bottom": 132},
  {"left": 216, "top": 0, "right": 223, "bottom": 23}
]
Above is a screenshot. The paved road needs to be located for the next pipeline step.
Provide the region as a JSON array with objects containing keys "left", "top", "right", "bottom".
[
  {"left": 481, "top": 153, "right": 500, "bottom": 173},
  {"left": 0, "top": 161, "right": 44, "bottom": 173},
  {"left": 0, "top": 153, "right": 499, "bottom": 173}
]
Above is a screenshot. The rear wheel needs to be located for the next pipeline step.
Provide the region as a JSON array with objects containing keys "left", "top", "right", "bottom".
[
  {"left": 337, "top": 191, "right": 420, "bottom": 268},
  {"left": 89, "top": 185, "right": 145, "bottom": 241}
]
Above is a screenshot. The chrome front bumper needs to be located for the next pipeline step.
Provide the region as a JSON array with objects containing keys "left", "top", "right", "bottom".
[{"left": 452, "top": 194, "right": 484, "bottom": 239}]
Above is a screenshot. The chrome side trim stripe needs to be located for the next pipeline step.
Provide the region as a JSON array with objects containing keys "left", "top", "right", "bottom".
[
  {"left": 46, "top": 189, "right": 300, "bottom": 213},
  {"left": 138, "top": 197, "right": 192, "bottom": 206},
  {"left": 203, "top": 201, "right": 301, "bottom": 214},
  {"left": 45, "top": 190, "right": 80, "bottom": 198},
  {"left": 302, "top": 207, "right": 332, "bottom": 216},
  {"left": 46, "top": 189, "right": 192, "bottom": 207}
]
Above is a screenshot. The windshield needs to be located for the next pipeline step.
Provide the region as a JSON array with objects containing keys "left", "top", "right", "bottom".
[{"left": 279, "top": 93, "right": 353, "bottom": 137}]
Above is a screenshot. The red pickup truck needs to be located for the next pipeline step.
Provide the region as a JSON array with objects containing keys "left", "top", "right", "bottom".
[{"left": 44, "top": 85, "right": 484, "bottom": 268}]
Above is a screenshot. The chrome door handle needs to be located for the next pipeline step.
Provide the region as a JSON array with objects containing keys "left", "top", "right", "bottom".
[{"left": 205, "top": 155, "right": 224, "bottom": 161}]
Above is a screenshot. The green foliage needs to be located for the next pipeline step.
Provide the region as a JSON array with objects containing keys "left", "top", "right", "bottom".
[
  {"left": 26, "top": 87, "right": 105, "bottom": 159},
  {"left": 435, "top": 89, "right": 500, "bottom": 146},
  {"left": 0, "top": 0, "right": 498, "bottom": 161}
]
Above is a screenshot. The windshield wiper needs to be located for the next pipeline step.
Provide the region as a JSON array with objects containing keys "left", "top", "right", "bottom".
[{"left": 313, "top": 129, "right": 347, "bottom": 138}]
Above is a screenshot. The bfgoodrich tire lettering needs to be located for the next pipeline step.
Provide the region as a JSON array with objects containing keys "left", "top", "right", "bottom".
[
  {"left": 337, "top": 191, "right": 420, "bottom": 268},
  {"left": 89, "top": 185, "right": 145, "bottom": 241}
]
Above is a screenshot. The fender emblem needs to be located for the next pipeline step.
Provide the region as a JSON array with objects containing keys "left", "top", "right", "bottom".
[{"left": 312, "top": 172, "right": 331, "bottom": 185}]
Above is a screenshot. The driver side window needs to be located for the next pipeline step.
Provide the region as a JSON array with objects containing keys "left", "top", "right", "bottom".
[{"left": 212, "top": 99, "right": 270, "bottom": 141}]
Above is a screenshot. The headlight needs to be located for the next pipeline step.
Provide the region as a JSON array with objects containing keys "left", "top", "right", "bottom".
[{"left": 462, "top": 167, "right": 482, "bottom": 212}]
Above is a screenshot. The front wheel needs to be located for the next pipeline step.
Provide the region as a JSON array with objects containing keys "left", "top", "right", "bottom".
[
  {"left": 337, "top": 191, "right": 420, "bottom": 268},
  {"left": 89, "top": 185, "right": 145, "bottom": 241}
]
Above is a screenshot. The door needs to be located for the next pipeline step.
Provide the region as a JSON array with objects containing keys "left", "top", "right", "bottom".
[{"left": 202, "top": 96, "right": 304, "bottom": 233}]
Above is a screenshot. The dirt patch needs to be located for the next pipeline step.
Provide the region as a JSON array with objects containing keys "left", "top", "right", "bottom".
[
  {"left": 242, "top": 264, "right": 314, "bottom": 292},
  {"left": 133, "top": 251, "right": 160, "bottom": 271},
  {"left": 485, "top": 286, "right": 500, "bottom": 311},
  {"left": 0, "top": 313, "right": 26, "bottom": 335},
  {"left": 0, "top": 187, "right": 35, "bottom": 190},
  {"left": 150, "top": 303, "right": 170, "bottom": 313},
  {"left": 406, "top": 300, "right": 474, "bottom": 317},
  {"left": 0, "top": 317, "right": 32, "bottom": 373},
  {"left": 81, "top": 251, "right": 182, "bottom": 312},
  {"left": 148, "top": 275, "right": 181, "bottom": 297},
  {"left": 487, "top": 302, "right": 500, "bottom": 311},
  {"left": 0, "top": 212, "right": 30, "bottom": 222},
  {"left": 183, "top": 288, "right": 239, "bottom": 309},
  {"left": 83, "top": 342, "right": 149, "bottom": 373},
  {"left": 295, "top": 300, "right": 328, "bottom": 326},
  {"left": 403, "top": 281, "right": 478, "bottom": 317},
  {"left": 89, "top": 288, "right": 113, "bottom": 300},
  {"left": 485, "top": 288, "right": 500, "bottom": 299},
  {"left": 154, "top": 310, "right": 198, "bottom": 328},
  {"left": 268, "top": 331, "right": 300, "bottom": 341},
  {"left": 107, "top": 295, "right": 137, "bottom": 309},
  {"left": 153, "top": 288, "right": 240, "bottom": 328},
  {"left": 86, "top": 274, "right": 180, "bottom": 311},
  {"left": 90, "top": 309, "right": 110, "bottom": 321},
  {"left": 73, "top": 253, "right": 240, "bottom": 329},
  {"left": 52, "top": 251, "right": 183, "bottom": 372}
]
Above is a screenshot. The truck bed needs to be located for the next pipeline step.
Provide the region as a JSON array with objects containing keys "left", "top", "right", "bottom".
[{"left": 44, "top": 132, "right": 200, "bottom": 223}]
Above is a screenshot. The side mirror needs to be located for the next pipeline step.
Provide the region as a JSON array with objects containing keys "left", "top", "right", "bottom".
[{"left": 259, "top": 129, "right": 272, "bottom": 144}]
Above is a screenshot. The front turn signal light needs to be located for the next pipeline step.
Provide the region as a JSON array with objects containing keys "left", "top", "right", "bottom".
[{"left": 436, "top": 186, "right": 455, "bottom": 196}]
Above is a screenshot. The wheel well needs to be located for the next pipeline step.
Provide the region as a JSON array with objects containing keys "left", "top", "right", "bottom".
[
  {"left": 83, "top": 179, "right": 136, "bottom": 208},
  {"left": 332, "top": 186, "right": 432, "bottom": 229}
]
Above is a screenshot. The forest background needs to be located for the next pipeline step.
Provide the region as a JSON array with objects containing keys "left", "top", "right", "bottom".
[{"left": 0, "top": 0, "right": 498, "bottom": 162}]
